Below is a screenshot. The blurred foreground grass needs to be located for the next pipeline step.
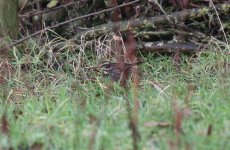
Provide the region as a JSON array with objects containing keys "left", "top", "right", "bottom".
[{"left": 1, "top": 42, "right": 230, "bottom": 149}]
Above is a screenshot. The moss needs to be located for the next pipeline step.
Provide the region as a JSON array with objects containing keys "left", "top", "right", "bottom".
[{"left": 221, "top": 4, "right": 230, "bottom": 14}]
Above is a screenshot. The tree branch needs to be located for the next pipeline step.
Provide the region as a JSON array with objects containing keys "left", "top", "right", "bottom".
[
  {"left": 73, "top": 3, "right": 230, "bottom": 40},
  {"left": 138, "top": 42, "right": 201, "bottom": 53},
  {"left": 8, "top": 0, "right": 139, "bottom": 49}
]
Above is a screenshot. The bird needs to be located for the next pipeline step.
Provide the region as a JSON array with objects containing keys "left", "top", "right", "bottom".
[{"left": 98, "top": 60, "right": 143, "bottom": 82}]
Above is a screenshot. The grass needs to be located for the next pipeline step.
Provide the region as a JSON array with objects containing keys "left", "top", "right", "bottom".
[{"left": 1, "top": 38, "right": 230, "bottom": 150}]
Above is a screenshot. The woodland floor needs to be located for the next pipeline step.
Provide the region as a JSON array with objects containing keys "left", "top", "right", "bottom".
[{"left": 1, "top": 40, "right": 230, "bottom": 149}]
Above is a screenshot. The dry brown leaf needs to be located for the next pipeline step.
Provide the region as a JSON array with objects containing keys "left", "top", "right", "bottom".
[
  {"left": 30, "top": 143, "right": 43, "bottom": 150},
  {"left": 207, "top": 124, "right": 212, "bottom": 136},
  {"left": 1, "top": 114, "right": 9, "bottom": 135}
]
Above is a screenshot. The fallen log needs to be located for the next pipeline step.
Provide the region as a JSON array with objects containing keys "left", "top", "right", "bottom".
[
  {"left": 138, "top": 42, "right": 201, "bottom": 53},
  {"left": 73, "top": 3, "right": 230, "bottom": 41}
]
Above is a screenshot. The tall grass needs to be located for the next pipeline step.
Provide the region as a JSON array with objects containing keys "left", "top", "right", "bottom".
[{"left": 0, "top": 35, "right": 230, "bottom": 149}]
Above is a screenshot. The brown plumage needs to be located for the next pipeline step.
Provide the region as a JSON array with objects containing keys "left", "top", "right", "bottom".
[{"left": 98, "top": 61, "right": 143, "bottom": 82}]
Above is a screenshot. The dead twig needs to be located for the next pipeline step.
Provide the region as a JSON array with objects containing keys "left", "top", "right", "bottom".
[
  {"left": 74, "top": 3, "right": 230, "bottom": 40},
  {"left": 6, "top": 0, "right": 140, "bottom": 49},
  {"left": 19, "top": 1, "right": 75, "bottom": 17},
  {"left": 138, "top": 42, "right": 201, "bottom": 53},
  {"left": 144, "top": 121, "right": 171, "bottom": 127}
]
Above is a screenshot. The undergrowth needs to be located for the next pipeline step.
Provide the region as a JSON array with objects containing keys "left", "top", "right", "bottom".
[{"left": 0, "top": 37, "right": 230, "bottom": 149}]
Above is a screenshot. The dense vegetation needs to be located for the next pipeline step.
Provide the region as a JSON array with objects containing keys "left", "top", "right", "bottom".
[{"left": 1, "top": 0, "right": 230, "bottom": 149}]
